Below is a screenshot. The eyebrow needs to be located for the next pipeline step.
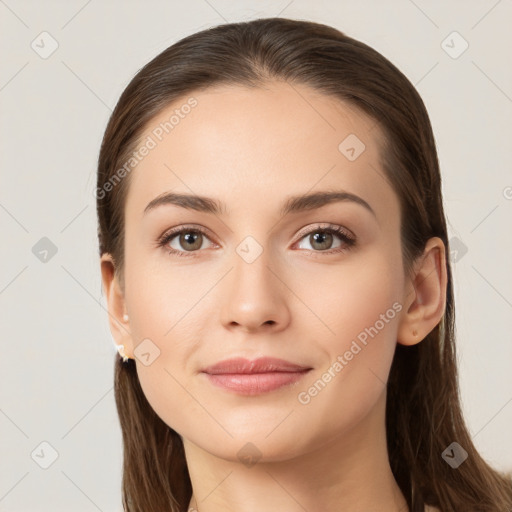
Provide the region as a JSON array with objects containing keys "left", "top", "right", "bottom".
[{"left": 143, "top": 190, "right": 376, "bottom": 219}]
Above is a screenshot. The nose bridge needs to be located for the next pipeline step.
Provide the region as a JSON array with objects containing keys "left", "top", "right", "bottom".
[
  {"left": 231, "top": 233, "right": 276, "bottom": 296},
  {"left": 218, "top": 231, "right": 290, "bottom": 330}
]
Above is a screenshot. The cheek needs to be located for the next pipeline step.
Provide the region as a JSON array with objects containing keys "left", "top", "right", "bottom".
[
  {"left": 123, "top": 256, "right": 215, "bottom": 434},
  {"left": 291, "top": 254, "right": 402, "bottom": 435},
  {"left": 125, "top": 251, "right": 208, "bottom": 340},
  {"left": 293, "top": 247, "right": 403, "bottom": 352},
  {"left": 131, "top": 327, "right": 202, "bottom": 437}
]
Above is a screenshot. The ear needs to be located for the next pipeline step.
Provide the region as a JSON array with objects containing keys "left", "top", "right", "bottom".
[
  {"left": 397, "top": 237, "right": 447, "bottom": 346},
  {"left": 100, "top": 253, "right": 134, "bottom": 358}
]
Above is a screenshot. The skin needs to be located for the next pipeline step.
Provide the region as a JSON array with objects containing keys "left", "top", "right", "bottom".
[{"left": 101, "top": 81, "right": 447, "bottom": 512}]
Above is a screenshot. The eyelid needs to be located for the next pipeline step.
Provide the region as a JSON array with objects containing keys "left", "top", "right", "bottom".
[{"left": 293, "top": 222, "right": 354, "bottom": 243}]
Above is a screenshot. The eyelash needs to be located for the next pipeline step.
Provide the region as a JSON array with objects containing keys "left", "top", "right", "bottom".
[{"left": 156, "top": 223, "right": 356, "bottom": 258}]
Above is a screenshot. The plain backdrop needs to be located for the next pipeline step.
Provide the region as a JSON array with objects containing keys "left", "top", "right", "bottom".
[{"left": 1, "top": 1, "right": 511, "bottom": 511}]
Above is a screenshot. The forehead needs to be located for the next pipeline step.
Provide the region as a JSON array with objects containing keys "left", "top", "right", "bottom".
[{"left": 124, "top": 81, "right": 398, "bottom": 224}]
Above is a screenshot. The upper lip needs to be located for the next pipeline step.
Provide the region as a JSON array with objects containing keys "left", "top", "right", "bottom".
[{"left": 202, "top": 357, "right": 312, "bottom": 375}]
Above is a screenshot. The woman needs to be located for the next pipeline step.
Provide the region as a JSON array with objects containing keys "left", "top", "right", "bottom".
[{"left": 96, "top": 17, "right": 512, "bottom": 512}]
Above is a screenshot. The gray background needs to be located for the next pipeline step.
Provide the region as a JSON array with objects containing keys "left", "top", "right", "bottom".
[{"left": 1, "top": 1, "right": 511, "bottom": 510}]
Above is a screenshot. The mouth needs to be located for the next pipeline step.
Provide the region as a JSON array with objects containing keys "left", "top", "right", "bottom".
[{"left": 201, "top": 357, "right": 313, "bottom": 396}]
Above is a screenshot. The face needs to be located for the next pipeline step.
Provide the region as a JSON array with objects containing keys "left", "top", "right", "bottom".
[{"left": 118, "top": 81, "right": 408, "bottom": 461}]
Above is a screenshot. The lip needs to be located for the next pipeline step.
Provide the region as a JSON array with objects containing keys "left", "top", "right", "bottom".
[
  {"left": 201, "top": 357, "right": 313, "bottom": 395},
  {"left": 202, "top": 357, "right": 311, "bottom": 374}
]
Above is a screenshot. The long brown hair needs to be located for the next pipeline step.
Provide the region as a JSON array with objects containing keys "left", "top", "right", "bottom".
[{"left": 96, "top": 17, "right": 512, "bottom": 511}]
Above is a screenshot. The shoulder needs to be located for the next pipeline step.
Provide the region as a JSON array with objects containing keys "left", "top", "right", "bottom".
[{"left": 424, "top": 506, "right": 440, "bottom": 512}]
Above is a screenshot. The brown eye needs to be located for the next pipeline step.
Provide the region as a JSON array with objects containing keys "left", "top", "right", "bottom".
[
  {"left": 158, "top": 227, "right": 215, "bottom": 257},
  {"left": 177, "top": 231, "right": 203, "bottom": 251},
  {"left": 295, "top": 225, "right": 356, "bottom": 254},
  {"left": 309, "top": 231, "right": 334, "bottom": 251}
]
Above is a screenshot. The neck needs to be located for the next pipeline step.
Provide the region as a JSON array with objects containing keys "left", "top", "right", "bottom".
[{"left": 184, "top": 390, "right": 408, "bottom": 512}]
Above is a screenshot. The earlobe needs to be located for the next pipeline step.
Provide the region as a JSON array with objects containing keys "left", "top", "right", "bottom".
[
  {"left": 100, "top": 254, "right": 133, "bottom": 357},
  {"left": 397, "top": 237, "right": 447, "bottom": 346}
]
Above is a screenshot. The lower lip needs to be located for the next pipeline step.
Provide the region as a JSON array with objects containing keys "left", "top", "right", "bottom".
[{"left": 203, "top": 370, "right": 311, "bottom": 395}]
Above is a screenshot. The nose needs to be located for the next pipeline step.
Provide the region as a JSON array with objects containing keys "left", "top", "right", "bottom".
[{"left": 219, "top": 243, "right": 291, "bottom": 333}]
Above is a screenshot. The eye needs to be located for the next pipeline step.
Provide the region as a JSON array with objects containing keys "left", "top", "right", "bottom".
[
  {"left": 156, "top": 226, "right": 215, "bottom": 258},
  {"left": 294, "top": 224, "right": 356, "bottom": 254}
]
